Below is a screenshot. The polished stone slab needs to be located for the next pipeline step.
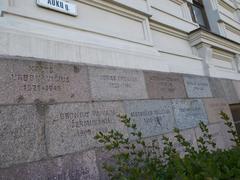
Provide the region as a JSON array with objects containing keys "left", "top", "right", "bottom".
[
  {"left": 124, "top": 100, "right": 175, "bottom": 138},
  {"left": 209, "top": 78, "right": 226, "bottom": 98},
  {"left": 0, "top": 150, "right": 99, "bottom": 180},
  {"left": 203, "top": 98, "right": 233, "bottom": 123},
  {"left": 172, "top": 99, "right": 208, "bottom": 130},
  {"left": 183, "top": 75, "right": 212, "bottom": 98},
  {"left": 221, "top": 79, "right": 239, "bottom": 104},
  {"left": 88, "top": 66, "right": 148, "bottom": 100},
  {"left": 0, "top": 57, "right": 90, "bottom": 104},
  {"left": 46, "top": 101, "right": 128, "bottom": 156},
  {"left": 144, "top": 71, "right": 187, "bottom": 99},
  {"left": 0, "top": 105, "right": 46, "bottom": 168}
]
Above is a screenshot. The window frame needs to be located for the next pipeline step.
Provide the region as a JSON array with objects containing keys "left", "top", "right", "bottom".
[{"left": 189, "top": 0, "right": 210, "bottom": 30}]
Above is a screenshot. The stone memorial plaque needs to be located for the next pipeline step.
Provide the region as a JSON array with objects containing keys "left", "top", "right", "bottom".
[
  {"left": 0, "top": 57, "right": 90, "bottom": 104},
  {"left": 0, "top": 105, "right": 45, "bottom": 168},
  {"left": 88, "top": 66, "right": 148, "bottom": 100},
  {"left": 172, "top": 99, "right": 208, "bottom": 130},
  {"left": 144, "top": 71, "right": 187, "bottom": 99},
  {"left": 195, "top": 123, "right": 234, "bottom": 150},
  {"left": 46, "top": 102, "right": 128, "bottom": 156},
  {"left": 203, "top": 98, "right": 233, "bottom": 123},
  {"left": 124, "top": 100, "right": 175, "bottom": 138},
  {"left": 209, "top": 78, "right": 226, "bottom": 98},
  {"left": 158, "top": 129, "right": 198, "bottom": 157},
  {"left": 184, "top": 75, "right": 212, "bottom": 98},
  {"left": 221, "top": 79, "right": 239, "bottom": 104},
  {"left": 233, "top": 80, "right": 240, "bottom": 101},
  {"left": 0, "top": 150, "right": 99, "bottom": 180}
]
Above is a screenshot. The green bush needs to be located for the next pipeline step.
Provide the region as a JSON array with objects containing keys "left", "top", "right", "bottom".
[{"left": 94, "top": 111, "right": 240, "bottom": 180}]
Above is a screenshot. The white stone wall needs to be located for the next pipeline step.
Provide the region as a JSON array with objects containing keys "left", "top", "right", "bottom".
[{"left": 0, "top": 0, "right": 239, "bottom": 80}]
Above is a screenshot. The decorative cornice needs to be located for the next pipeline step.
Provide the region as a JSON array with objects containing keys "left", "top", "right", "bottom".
[
  {"left": 170, "top": 0, "right": 185, "bottom": 5},
  {"left": 218, "top": 0, "right": 237, "bottom": 11},
  {"left": 189, "top": 29, "right": 240, "bottom": 54},
  {"left": 150, "top": 21, "right": 188, "bottom": 40}
]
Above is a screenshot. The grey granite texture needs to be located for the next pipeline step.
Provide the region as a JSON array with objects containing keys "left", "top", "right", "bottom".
[
  {"left": 221, "top": 79, "right": 239, "bottom": 104},
  {"left": 46, "top": 101, "right": 128, "bottom": 156},
  {"left": 0, "top": 58, "right": 90, "bottom": 105},
  {"left": 233, "top": 80, "right": 240, "bottom": 100},
  {"left": 0, "top": 150, "right": 99, "bottom": 180},
  {"left": 209, "top": 78, "right": 226, "bottom": 98},
  {"left": 195, "top": 123, "right": 234, "bottom": 150},
  {"left": 144, "top": 71, "right": 187, "bottom": 99},
  {"left": 184, "top": 75, "right": 212, "bottom": 98},
  {"left": 158, "top": 128, "right": 198, "bottom": 157},
  {"left": 124, "top": 100, "right": 175, "bottom": 138},
  {"left": 0, "top": 105, "right": 46, "bottom": 168},
  {"left": 203, "top": 98, "right": 233, "bottom": 123},
  {"left": 172, "top": 99, "right": 208, "bottom": 130},
  {"left": 88, "top": 66, "right": 148, "bottom": 100}
]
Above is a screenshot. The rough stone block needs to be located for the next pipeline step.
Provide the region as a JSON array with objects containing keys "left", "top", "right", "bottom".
[
  {"left": 96, "top": 137, "right": 159, "bottom": 180},
  {"left": 0, "top": 150, "right": 99, "bottom": 180},
  {"left": 172, "top": 99, "right": 208, "bottom": 130},
  {"left": 221, "top": 79, "right": 239, "bottom": 104},
  {"left": 88, "top": 66, "right": 148, "bottom": 100},
  {"left": 158, "top": 128, "right": 198, "bottom": 157},
  {"left": 203, "top": 98, "right": 233, "bottom": 123},
  {"left": 46, "top": 102, "right": 128, "bottom": 157},
  {"left": 144, "top": 71, "right": 187, "bottom": 99},
  {"left": 195, "top": 123, "right": 234, "bottom": 150},
  {"left": 124, "top": 100, "right": 175, "bottom": 138},
  {"left": 209, "top": 78, "right": 226, "bottom": 98},
  {"left": 235, "top": 122, "right": 240, "bottom": 135},
  {"left": 0, "top": 105, "right": 46, "bottom": 168},
  {"left": 233, "top": 80, "right": 240, "bottom": 100},
  {"left": 184, "top": 75, "right": 212, "bottom": 98},
  {"left": 0, "top": 57, "right": 90, "bottom": 105}
]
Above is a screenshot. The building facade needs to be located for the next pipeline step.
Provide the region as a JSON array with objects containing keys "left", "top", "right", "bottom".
[
  {"left": 0, "top": 0, "right": 240, "bottom": 78},
  {"left": 0, "top": 0, "right": 240, "bottom": 179}
]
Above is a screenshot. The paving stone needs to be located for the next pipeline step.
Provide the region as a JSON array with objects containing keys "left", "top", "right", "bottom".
[
  {"left": 88, "top": 66, "right": 148, "bottom": 100},
  {"left": 0, "top": 105, "right": 46, "bottom": 168},
  {"left": 158, "top": 128, "right": 198, "bottom": 157},
  {"left": 124, "top": 100, "right": 175, "bottom": 139},
  {"left": 203, "top": 98, "right": 233, "bottom": 123},
  {"left": 209, "top": 78, "right": 226, "bottom": 98},
  {"left": 46, "top": 102, "right": 128, "bottom": 157},
  {"left": 221, "top": 79, "right": 239, "bottom": 104},
  {"left": 183, "top": 75, "right": 212, "bottom": 98},
  {"left": 144, "top": 71, "right": 187, "bottom": 99},
  {"left": 233, "top": 80, "right": 240, "bottom": 101},
  {"left": 195, "top": 123, "right": 234, "bottom": 150},
  {"left": 172, "top": 99, "right": 208, "bottom": 130},
  {"left": 0, "top": 150, "right": 99, "bottom": 180},
  {"left": 0, "top": 57, "right": 90, "bottom": 105}
]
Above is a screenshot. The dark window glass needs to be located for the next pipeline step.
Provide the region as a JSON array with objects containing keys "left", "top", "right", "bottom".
[{"left": 189, "top": 0, "right": 210, "bottom": 30}]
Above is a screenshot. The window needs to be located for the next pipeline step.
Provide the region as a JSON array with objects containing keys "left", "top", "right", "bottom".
[{"left": 189, "top": 0, "right": 210, "bottom": 30}]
